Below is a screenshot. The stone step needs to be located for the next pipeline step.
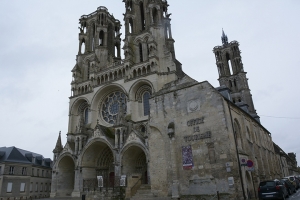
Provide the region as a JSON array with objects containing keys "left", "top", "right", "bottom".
[
  {"left": 131, "top": 197, "right": 171, "bottom": 200},
  {"left": 130, "top": 184, "right": 171, "bottom": 200},
  {"left": 43, "top": 198, "right": 81, "bottom": 200}
]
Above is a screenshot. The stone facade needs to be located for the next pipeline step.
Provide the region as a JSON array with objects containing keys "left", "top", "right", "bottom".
[
  {"left": 50, "top": 1, "right": 297, "bottom": 200},
  {"left": 0, "top": 147, "right": 52, "bottom": 200}
]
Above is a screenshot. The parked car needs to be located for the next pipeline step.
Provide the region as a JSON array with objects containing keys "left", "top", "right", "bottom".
[
  {"left": 258, "top": 179, "right": 289, "bottom": 200},
  {"left": 281, "top": 178, "right": 296, "bottom": 195},
  {"left": 286, "top": 176, "right": 299, "bottom": 190}
]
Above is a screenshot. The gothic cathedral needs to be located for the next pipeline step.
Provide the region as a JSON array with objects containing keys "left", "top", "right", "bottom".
[{"left": 51, "top": 1, "right": 280, "bottom": 200}]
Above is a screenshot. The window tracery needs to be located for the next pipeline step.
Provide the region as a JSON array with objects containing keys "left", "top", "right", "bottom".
[{"left": 100, "top": 91, "right": 127, "bottom": 124}]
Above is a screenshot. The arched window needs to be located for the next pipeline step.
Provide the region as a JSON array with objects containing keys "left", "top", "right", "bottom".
[
  {"left": 139, "top": 2, "right": 145, "bottom": 30},
  {"left": 139, "top": 43, "right": 143, "bottom": 62},
  {"left": 129, "top": 18, "right": 133, "bottom": 33},
  {"left": 87, "top": 62, "right": 90, "bottom": 80},
  {"left": 84, "top": 108, "right": 89, "bottom": 124},
  {"left": 115, "top": 43, "right": 120, "bottom": 58},
  {"left": 91, "top": 24, "right": 96, "bottom": 51},
  {"left": 99, "top": 31, "right": 104, "bottom": 46},
  {"left": 143, "top": 92, "right": 150, "bottom": 116},
  {"left": 81, "top": 39, "right": 86, "bottom": 54},
  {"left": 234, "top": 120, "right": 243, "bottom": 149},
  {"left": 226, "top": 53, "right": 232, "bottom": 75},
  {"left": 152, "top": 8, "right": 158, "bottom": 24}
]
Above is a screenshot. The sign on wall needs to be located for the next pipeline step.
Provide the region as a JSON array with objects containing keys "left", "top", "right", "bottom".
[{"left": 182, "top": 145, "right": 194, "bottom": 170}]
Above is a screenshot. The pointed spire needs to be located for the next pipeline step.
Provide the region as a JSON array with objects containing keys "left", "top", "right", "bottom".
[
  {"left": 53, "top": 131, "right": 63, "bottom": 153},
  {"left": 221, "top": 29, "right": 228, "bottom": 45}
]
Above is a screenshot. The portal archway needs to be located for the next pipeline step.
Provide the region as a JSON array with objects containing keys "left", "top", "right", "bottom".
[
  {"left": 57, "top": 156, "right": 75, "bottom": 196},
  {"left": 122, "top": 145, "right": 148, "bottom": 184},
  {"left": 81, "top": 140, "right": 115, "bottom": 188}
]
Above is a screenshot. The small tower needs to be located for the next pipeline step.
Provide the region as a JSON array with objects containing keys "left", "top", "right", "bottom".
[
  {"left": 213, "top": 30, "right": 259, "bottom": 121},
  {"left": 53, "top": 131, "right": 63, "bottom": 162}
]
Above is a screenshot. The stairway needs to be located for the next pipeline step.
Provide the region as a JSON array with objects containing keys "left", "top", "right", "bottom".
[{"left": 130, "top": 184, "right": 171, "bottom": 200}]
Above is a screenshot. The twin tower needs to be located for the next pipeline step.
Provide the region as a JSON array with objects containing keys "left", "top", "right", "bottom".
[{"left": 73, "top": 1, "right": 258, "bottom": 121}]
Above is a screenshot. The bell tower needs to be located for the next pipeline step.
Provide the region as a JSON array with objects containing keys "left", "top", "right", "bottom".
[
  {"left": 122, "top": 0, "right": 183, "bottom": 78},
  {"left": 213, "top": 30, "right": 259, "bottom": 121}
]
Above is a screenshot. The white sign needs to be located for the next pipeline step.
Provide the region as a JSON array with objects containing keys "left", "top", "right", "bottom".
[
  {"left": 120, "top": 175, "right": 127, "bottom": 186},
  {"left": 97, "top": 176, "right": 103, "bottom": 187}
]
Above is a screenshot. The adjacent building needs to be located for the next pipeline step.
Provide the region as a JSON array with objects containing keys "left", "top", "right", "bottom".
[
  {"left": 50, "top": 1, "right": 298, "bottom": 199},
  {"left": 0, "top": 147, "right": 52, "bottom": 200}
]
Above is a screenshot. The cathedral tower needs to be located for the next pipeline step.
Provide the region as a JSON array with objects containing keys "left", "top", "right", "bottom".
[
  {"left": 213, "top": 30, "right": 259, "bottom": 121},
  {"left": 51, "top": 1, "right": 184, "bottom": 198},
  {"left": 122, "top": 0, "right": 183, "bottom": 78}
]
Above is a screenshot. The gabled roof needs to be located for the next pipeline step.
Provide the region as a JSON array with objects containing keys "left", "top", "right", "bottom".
[{"left": 0, "top": 146, "right": 52, "bottom": 167}]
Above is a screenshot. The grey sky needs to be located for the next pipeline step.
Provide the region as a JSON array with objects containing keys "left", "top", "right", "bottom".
[{"left": 1, "top": 1, "right": 299, "bottom": 164}]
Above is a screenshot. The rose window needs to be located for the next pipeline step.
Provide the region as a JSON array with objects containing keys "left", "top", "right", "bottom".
[{"left": 101, "top": 91, "right": 127, "bottom": 124}]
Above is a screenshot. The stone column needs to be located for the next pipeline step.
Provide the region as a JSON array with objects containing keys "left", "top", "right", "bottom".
[
  {"left": 114, "top": 151, "right": 121, "bottom": 177},
  {"left": 115, "top": 129, "right": 119, "bottom": 149},
  {"left": 72, "top": 168, "right": 82, "bottom": 197},
  {"left": 79, "top": 137, "right": 82, "bottom": 154},
  {"left": 50, "top": 172, "right": 57, "bottom": 197},
  {"left": 170, "top": 136, "right": 179, "bottom": 198},
  {"left": 120, "top": 130, "right": 124, "bottom": 148},
  {"left": 75, "top": 138, "right": 79, "bottom": 155}
]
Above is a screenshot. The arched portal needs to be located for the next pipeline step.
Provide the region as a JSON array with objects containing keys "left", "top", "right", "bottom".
[
  {"left": 57, "top": 156, "right": 75, "bottom": 196},
  {"left": 122, "top": 145, "right": 148, "bottom": 184},
  {"left": 81, "top": 141, "right": 115, "bottom": 188}
]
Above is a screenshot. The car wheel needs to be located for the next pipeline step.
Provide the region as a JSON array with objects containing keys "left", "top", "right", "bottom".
[{"left": 294, "top": 188, "right": 297, "bottom": 193}]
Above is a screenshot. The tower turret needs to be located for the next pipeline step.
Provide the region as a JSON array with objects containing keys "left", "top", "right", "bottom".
[
  {"left": 53, "top": 131, "right": 63, "bottom": 162},
  {"left": 213, "top": 30, "right": 259, "bottom": 122}
]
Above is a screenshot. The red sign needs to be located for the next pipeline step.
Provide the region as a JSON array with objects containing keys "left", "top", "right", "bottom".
[{"left": 247, "top": 160, "right": 254, "bottom": 168}]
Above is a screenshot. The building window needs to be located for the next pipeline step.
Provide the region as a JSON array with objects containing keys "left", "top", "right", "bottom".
[
  {"left": 9, "top": 166, "right": 14, "bottom": 175},
  {"left": 42, "top": 170, "right": 44, "bottom": 177},
  {"left": 22, "top": 167, "right": 27, "bottom": 175},
  {"left": 139, "top": 43, "right": 143, "bottom": 62},
  {"left": 40, "top": 183, "right": 43, "bottom": 192},
  {"left": 30, "top": 182, "right": 33, "bottom": 192},
  {"left": 45, "top": 183, "right": 47, "bottom": 192},
  {"left": 32, "top": 168, "right": 34, "bottom": 176},
  {"left": 0, "top": 166, "right": 2, "bottom": 175},
  {"left": 20, "top": 183, "right": 25, "bottom": 192},
  {"left": 143, "top": 92, "right": 150, "bottom": 116},
  {"left": 7, "top": 182, "right": 13, "bottom": 193},
  {"left": 37, "top": 169, "right": 39, "bottom": 177},
  {"left": 84, "top": 108, "right": 89, "bottom": 124},
  {"left": 35, "top": 182, "right": 38, "bottom": 192},
  {"left": 101, "top": 91, "right": 127, "bottom": 124}
]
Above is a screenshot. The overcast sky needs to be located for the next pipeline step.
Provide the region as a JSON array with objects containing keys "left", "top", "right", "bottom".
[{"left": 1, "top": 1, "right": 300, "bottom": 165}]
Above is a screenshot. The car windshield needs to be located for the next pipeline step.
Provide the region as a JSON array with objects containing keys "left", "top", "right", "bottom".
[
  {"left": 260, "top": 181, "right": 275, "bottom": 187},
  {"left": 289, "top": 177, "right": 295, "bottom": 181}
]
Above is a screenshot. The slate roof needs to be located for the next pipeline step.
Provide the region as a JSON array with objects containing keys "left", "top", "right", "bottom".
[{"left": 0, "top": 146, "right": 52, "bottom": 168}]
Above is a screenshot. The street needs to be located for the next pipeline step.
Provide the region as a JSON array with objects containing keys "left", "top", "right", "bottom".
[
  {"left": 42, "top": 189, "right": 300, "bottom": 200},
  {"left": 288, "top": 189, "right": 300, "bottom": 200}
]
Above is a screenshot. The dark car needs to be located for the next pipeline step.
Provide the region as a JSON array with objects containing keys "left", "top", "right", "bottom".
[
  {"left": 258, "top": 180, "right": 288, "bottom": 200},
  {"left": 285, "top": 176, "right": 299, "bottom": 190},
  {"left": 281, "top": 178, "right": 296, "bottom": 195}
]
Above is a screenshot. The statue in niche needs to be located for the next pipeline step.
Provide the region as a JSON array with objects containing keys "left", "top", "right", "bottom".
[{"left": 116, "top": 102, "right": 126, "bottom": 125}]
